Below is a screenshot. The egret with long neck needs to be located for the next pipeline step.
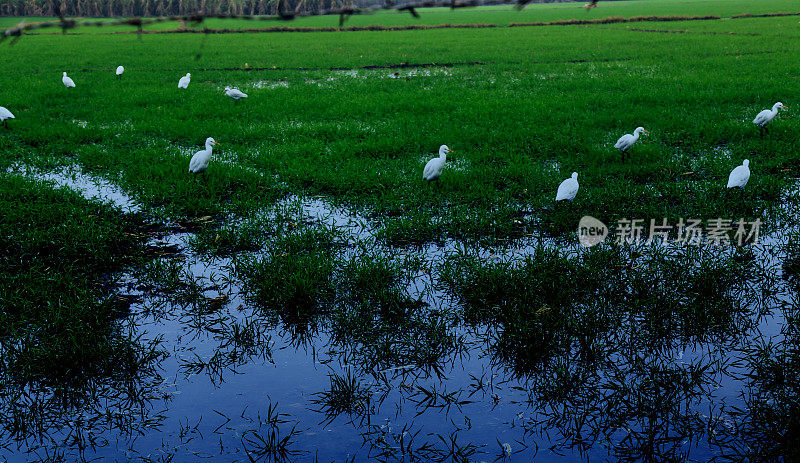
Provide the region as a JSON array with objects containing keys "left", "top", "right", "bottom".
[
  {"left": 753, "top": 102, "right": 787, "bottom": 136},
  {"left": 189, "top": 137, "right": 220, "bottom": 174},
  {"left": 614, "top": 127, "right": 648, "bottom": 161},
  {"left": 423, "top": 145, "right": 454, "bottom": 185}
]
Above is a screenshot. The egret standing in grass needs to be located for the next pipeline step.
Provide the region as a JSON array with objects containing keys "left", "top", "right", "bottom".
[
  {"left": 178, "top": 73, "right": 191, "bottom": 89},
  {"left": 62, "top": 72, "right": 75, "bottom": 88},
  {"left": 189, "top": 137, "right": 220, "bottom": 175},
  {"left": 753, "top": 102, "right": 787, "bottom": 137},
  {"left": 614, "top": 127, "right": 648, "bottom": 161},
  {"left": 224, "top": 86, "right": 248, "bottom": 101},
  {"left": 0, "top": 107, "right": 14, "bottom": 128},
  {"left": 727, "top": 159, "right": 750, "bottom": 189},
  {"left": 116, "top": 65, "right": 124, "bottom": 76},
  {"left": 556, "top": 172, "right": 579, "bottom": 202},
  {"left": 423, "top": 145, "right": 454, "bottom": 186}
]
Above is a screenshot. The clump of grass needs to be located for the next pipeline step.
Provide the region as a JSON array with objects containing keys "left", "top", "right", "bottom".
[
  {"left": 781, "top": 233, "right": 800, "bottom": 289},
  {"left": 311, "top": 369, "right": 372, "bottom": 422},
  {"left": 440, "top": 243, "right": 775, "bottom": 375},
  {"left": 0, "top": 174, "right": 164, "bottom": 444},
  {"left": 331, "top": 254, "right": 458, "bottom": 370},
  {"left": 190, "top": 216, "right": 274, "bottom": 256},
  {"left": 133, "top": 258, "right": 207, "bottom": 306},
  {"left": 709, "top": 331, "right": 800, "bottom": 460},
  {"left": 77, "top": 137, "right": 287, "bottom": 218},
  {"left": 240, "top": 401, "right": 306, "bottom": 462},
  {"left": 376, "top": 210, "right": 445, "bottom": 246},
  {"left": 236, "top": 227, "right": 340, "bottom": 337}
]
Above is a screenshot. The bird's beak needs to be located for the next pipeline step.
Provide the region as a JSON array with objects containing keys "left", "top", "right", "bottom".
[
  {"left": 448, "top": 149, "right": 454, "bottom": 153},
  {"left": 214, "top": 142, "right": 221, "bottom": 145},
  {"left": 643, "top": 130, "right": 650, "bottom": 134}
]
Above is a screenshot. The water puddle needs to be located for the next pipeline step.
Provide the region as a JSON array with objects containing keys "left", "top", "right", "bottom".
[
  {"left": 10, "top": 164, "right": 141, "bottom": 212},
  {"left": 250, "top": 80, "right": 289, "bottom": 89},
  {"left": 2, "top": 164, "right": 798, "bottom": 462},
  {"left": 308, "top": 67, "right": 454, "bottom": 87}
]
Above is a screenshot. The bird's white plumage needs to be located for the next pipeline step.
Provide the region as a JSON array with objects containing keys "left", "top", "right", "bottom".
[
  {"left": 189, "top": 137, "right": 219, "bottom": 174},
  {"left": 753, "top": 102, "right": 787, "bottom": 127},
  {"left": 614, "top": 127, "right": 647, "bottom": 151},
  {"left": 727, "top": 160, "right": 750, "bottom": 189},
  {"left": 224, "top": 87, "right": 248, "bottom": 100},
  {"left": 116, "top": 65, "right": 124, "bottom": 75},
  {"left": 556, "top": 172, "right": 579, "bottom": 201},
  {"left": 423, "top": 145, "right": 453, "bottom": 182},
  {"left": 0, "top": 106, "right": 14, "bottom": 122},
  {"left": 62, "top": 72, "right": 75, "bottom": 88},
  {"left": 178, "top": 73, "right": 191, "bottom": 89}
]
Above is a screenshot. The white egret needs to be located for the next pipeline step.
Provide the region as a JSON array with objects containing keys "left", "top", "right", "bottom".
[
  {"left": 178, "top": 73, "right": 191, "bottom": 89},
  {"left": 116, "top": 65, "right": 124, "bottom": 76},
  {"left": 727, "top": 159, "right": 750, "bottom": 189},
  {"left": 189, "top": 137, "right": 220, "bottom": 174},
  {"left": 614, "top": 127, "right": 648, "bottom": 160},
  {"left": 0, "top": 106, "right": 14, "bottom": 128},
  {"left": 422, "top": 145, "right": 454, "bottom": 184},
  {"left": 556, "top": 172, "right": 579, "bottom": 201},
  {"left": 224, "top": 86, "right": 248, "bottom": 100},
  {"left": 62, "top": 72, "right": 75, "bottom": 88},
  {"left": 753, "top": 102, "right": 787, "bottom": 136}
]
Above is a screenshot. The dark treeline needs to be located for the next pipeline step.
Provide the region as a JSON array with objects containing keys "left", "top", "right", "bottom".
[
  {"left": 0, "top": 0, "right": 369, "bottom": 17},
  {"left": 0, "top": 0, "right": 575, "bottom": 18}
]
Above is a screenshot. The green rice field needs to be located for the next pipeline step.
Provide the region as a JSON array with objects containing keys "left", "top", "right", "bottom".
[{"left": 1, "top": 0, "right": 799, "bottom": 461}]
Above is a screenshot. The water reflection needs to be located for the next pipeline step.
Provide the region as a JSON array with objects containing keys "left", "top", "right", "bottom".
[{"left": 1, "top": 167, "right": 799, "bottom": 461}]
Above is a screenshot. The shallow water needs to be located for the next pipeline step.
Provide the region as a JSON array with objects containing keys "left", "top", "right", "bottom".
[{"left": 2, "top": 165, "right": 797, "bottom": 462}]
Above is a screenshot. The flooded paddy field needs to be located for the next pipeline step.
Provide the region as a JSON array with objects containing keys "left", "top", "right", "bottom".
[{"left": 1, "top": 0, "right": 800, "bottom": 461}]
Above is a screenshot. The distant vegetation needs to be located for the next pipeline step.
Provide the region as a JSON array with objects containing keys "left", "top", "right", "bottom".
[
  {"left": 0, "top": 0, "right": 328, "bottom": 17},
  {"left": 0, "top": 0, "right": 577, "bottom": 17},
  {"left": 0, "top": 0, "right": 367, "bottom": 17}
]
